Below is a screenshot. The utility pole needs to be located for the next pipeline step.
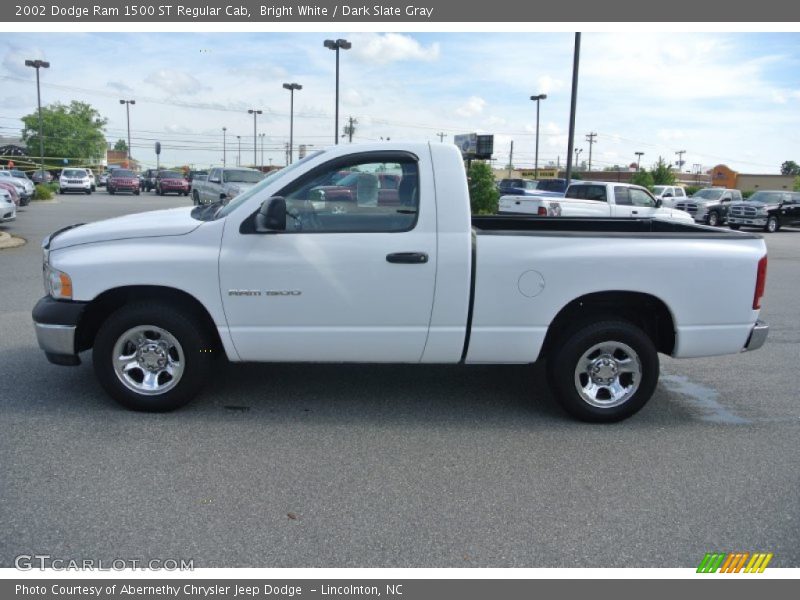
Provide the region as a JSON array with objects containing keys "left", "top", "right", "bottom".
[
  {"left": 343, "top": 116, "right": 357, "bottom": 143},
  {"left": 585, "top": 132, "right": 597, "bottom": 173},
  {"left": 237, "top": 135, "right": 241, "bottom": 166},
  {"left": 635, "top": 151, "right": 644, "bottom": 171},
  {"left": 675, "top": 149, "right": 686, "bottom": 172},
  {"left": 259, "top": 133, "right": 265, "bottom": 168},
  {"left": 565, "top": 33, "right": 581, "bottom": 184},
  {"left": 437, "top": 132, "right": 446, "bottom": 143},
  {"left": 222, "top": 127, "right": 227, "bottom": 167},
  {"left": 508, "top": 140, "right": 514, "bottom": 177}
]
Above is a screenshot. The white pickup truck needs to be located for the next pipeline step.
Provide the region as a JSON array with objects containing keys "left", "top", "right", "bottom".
[
  {"left": 32, "top": 143, "right": 769, "bottom": 422},
  {"left": 499, "top": 181, "right": 694, "bottom": 223}
]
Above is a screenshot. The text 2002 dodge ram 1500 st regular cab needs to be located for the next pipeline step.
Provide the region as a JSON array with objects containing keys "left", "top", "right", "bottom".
[{"left": 32, "top": 143, "right": 769, "bottom": 422}]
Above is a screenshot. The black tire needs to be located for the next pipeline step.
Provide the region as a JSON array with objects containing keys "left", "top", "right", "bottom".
[
  {"left": 93, "top": 302, "right": 215, "bottom": 412},
  {"left": 707, "top": 211, "right": 720, "bottom": 227},
  {"left": 547, "top": 319, "right": 659, "bottom": 423},
  {"left": 85, "top": 189, "right": 91, "bottom": 195},
  {"left": 58, "top": 188, "right": 63, "bottom": 194},
  {"left": 183, "top": 191, "right": 189, "bottom": 196},
  {"left": 192, "top": 190, "right": 200, "bottom": 205},
  {"left": 109, "top": 188, "right": 115, "bottom": 195},
  {"left": 765, "top": 216, "right": 779, "bottom": 233},
  {"left": 729, "top": 224, "right": 740, "bottom": 230},
  {"left": 134, "top": 189, "right": 140, "bottom": 196}
]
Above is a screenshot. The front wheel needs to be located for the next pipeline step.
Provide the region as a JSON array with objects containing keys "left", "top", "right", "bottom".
[
  {"left": 93, "top": 303, "right": 215, "bottom": 411},
  {"left": 547, "top": 319, "right": 659, "bottom": 422},
  {"left": 707, "top": 211, "right": 720, "bottom": 227},
  {"left": 765, "top": 216, "right": 779, "bottom": 233}
]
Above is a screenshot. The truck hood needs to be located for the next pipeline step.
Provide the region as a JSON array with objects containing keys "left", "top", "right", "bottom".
[
  {"left": 729, "top": 200, "right": 779, "bottom": 209},
  {"left": 48, "top": 207, "right": 202, "bottom": 251}
]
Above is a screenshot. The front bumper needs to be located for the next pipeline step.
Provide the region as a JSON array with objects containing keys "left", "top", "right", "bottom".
[
  {"left": 729, "top": 216, "right": 767, "bottom": 227},
  {"left": 61, "top": 182, "right": 91, "bottom": 191},
  {"left": 743, "top": 320, "right": 769, "bottom": 352},
  {"left": 32, "top": 296, "right": 88, "bottom": 365}
]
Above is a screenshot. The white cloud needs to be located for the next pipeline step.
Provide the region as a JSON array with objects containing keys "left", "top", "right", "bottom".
[
  {"left": 107, "top": 81, "right": 134, "bottom": 94},
  {"left": 350, "top": 33, "right": 440, "bottom": 65},
  {"left": 536, "top": 75, "right": 564, "bottom": 95},
  {"left": 229, "top": 65, "right": 288, "bottom": 80},
  {"left": 657, "top": 129, "right": 687, "bottom": 141},
  {"left": 144, "top": 69, "right": 209, "bottom": 95},
  {"left": 2, "top": 46, "right": 47, "bottom": 77},
  {"left": 342, "top": 89, "right": 374, "bottom": 108},
  {"left": 455, "top": 96, "right": 486, "bottom": 117}
]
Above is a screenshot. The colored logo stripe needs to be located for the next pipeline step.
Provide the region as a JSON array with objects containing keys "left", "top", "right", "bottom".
[{"left": 697, "top": 552, "right": 773, "bottom": 573}]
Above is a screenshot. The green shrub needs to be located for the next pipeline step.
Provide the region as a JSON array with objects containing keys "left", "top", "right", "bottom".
[
  {"left": 468, "top": 161, "right": 499, "bottom": 214},
  {"left": 33, "top": 184, "right": 54, "bottom": 201},
  {"left": 684, "top": 185, "right": 702, "bottom": 196},
  {"left": 742, "top": 190, "right": 755, "bottom": 199},
  {"left": 630, "top": 170, "right": 654, "bottom": 190}
]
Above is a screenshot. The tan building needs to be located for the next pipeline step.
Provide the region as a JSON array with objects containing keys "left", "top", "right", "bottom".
[{"left": 711, "top": 164, "right": 795, "bottom": 192}]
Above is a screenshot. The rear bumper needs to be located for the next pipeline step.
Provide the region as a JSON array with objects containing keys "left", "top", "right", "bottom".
[
  {"left": 32, "top": 296, "right": 88, "bottom": 365},
  {"left": 743, "top": 320, "right": 769, "bottom": 352}
]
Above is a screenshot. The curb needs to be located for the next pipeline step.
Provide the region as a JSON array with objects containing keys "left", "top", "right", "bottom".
[{"left": 0, "top": 231, "right": 26, "bottom": 249}]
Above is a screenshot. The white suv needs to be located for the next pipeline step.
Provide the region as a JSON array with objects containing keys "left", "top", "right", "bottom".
[{"left": 59, "top": 169, "right": 93, "bottom": 195}]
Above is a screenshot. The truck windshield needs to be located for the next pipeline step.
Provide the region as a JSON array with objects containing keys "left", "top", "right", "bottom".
[
  {"left": 211, "top": 150, "right": 326, "bottom": 220},
  {"left": 223, "top": 170, "right": 265, "bottom": 184},
  {"left": 653, "top": 186, "right": 666, "bottom": 195},
  {"left": 747, "top": 191, "right": 784, "bottom": 203},
  {"left": 693, "top": 189, "right": 724, "bottom": 200}
]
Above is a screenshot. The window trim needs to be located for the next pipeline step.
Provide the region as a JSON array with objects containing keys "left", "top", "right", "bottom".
[{"left": 239, "top": 151, "right": 421, "bottom": 235}]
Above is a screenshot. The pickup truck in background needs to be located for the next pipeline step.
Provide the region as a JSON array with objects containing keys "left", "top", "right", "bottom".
[
  {"left": 191, "top": 166, "right": 265, "bottom": 205},
  {"left": 674, "top": 187, "right": 742, "bottom": 227},
  {"left": 499, "top": 181, "right": 695, "bottom": 223},
  {"left": 497, "top": 178, "right": 539, "bottom": 196},
  {"left": 32, "top": 143, "right": 768, "bottom": 423},
  {"left": 653, "top": 185, "right": 688, "bottom": 208},
  {"left": 728, "top": 190, "right": 800, "bottom": 232}
]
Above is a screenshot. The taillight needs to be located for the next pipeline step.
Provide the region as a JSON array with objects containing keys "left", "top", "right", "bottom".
[
  {"left": 753, "top": 255, "right": 768, "bottom": 309},
  {"left": 537, "top": 206, "right": 547, "bottom": 216}
]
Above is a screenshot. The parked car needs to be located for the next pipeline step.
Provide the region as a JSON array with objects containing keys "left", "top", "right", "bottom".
[
  {"left": 155, "top": 171, "right": 190, "bottom": 196},
  {"left": 191, "top": 166, "right": 265, "bottom": 205},
  {"left": 0, "top": 188, "right": 16, "bottom": 222},
  {"left": 727, "top": 190, "right": 800, "bottom": 233},
  {"left": 107, "top": 169, "right": 140, "bottom": 195},
  {"left": 85, "top": 170, "right": 97, "bottom": 192},
  {"left": 652, "top": 185, "right": 688, "bottom": 208},
  {"left": 31, "top": 170, "right": 54, "bottom": 184},
  {"left": 674, "top": 188, "right": 742, "bottom": 227},
  {"left": 0, "top": 170, "right": 34, "bottom": 204},
  {"left": 58, "top": 169, "right": 93, "bottom": 195},
  {"left": 0, "top": 181, "right": 21, "bottom": 207},
  {"left": 98, "top": 172, "right": 110, "bottom": 187},
  {"left": 499, "top": 181, "right": 694, "bottom": 223},
  {"left": 187, "top": 170, "right": 209, "bottom": 188},
  {"left": 33, "top": 142, "right": 768, "bottom": 423},
  {"left": 497, "top": 178, "right": 539, "bottom": 196}
]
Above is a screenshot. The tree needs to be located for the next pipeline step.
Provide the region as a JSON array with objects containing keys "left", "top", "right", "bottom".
[
  {"left": 630, "top": 170, "right": 654, "bottom": 189},
  {"left": 780, "top": 160, "right": 800, "bottom": 176},
  {"left": 114, "top": 139, "right": 128, "bottom": 153},
  {"left": 650, "top": 156, "right": 676, "bottom": 185},
  {"left": 467, "top": 161, "right": 499, "bottom": 214},
  {"left": 21, "top": 101, "right": 108, "bottom": 168},
  {"left": 794, "top": 175, "right": 800, "bottom": 192}
]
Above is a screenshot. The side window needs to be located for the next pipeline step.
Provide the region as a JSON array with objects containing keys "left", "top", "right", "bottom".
[
  {"left": 732, "top": 191, "right": 742, "bottom": 202},
  {"left": 629, "top": 188, "right": 656, "bottom": 207},
  {"left": 209, "top": 169, "right": 219, "bottom": 182},
  {"left": 566, "top": 186, "right": 585, "bottom": 199},
  {"left": 676, "top": 188, "right": 686, "bottom": 198},
  {"left": 614, "top": 186, "right": 632, "bottom": 205},
  {"left": 279, "top": 157, "right": 420, "bottom": 233},
  {"left": 585, "top": 185, "right": 607, "bottom": 202}
]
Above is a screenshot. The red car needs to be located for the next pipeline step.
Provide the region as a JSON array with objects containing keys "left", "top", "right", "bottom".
[
  {"left": 107, "top": 169, "right": 141, "bottom": 195},
  {"left": 155, "top": 171, "right": 190, "bottom": 196}
]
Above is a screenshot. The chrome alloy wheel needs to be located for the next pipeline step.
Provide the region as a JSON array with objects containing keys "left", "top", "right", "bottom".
[
  {"left": 573, "top": 341, "right": 641, "bottom": 408},
  {"left": 112, "top": 325, "right": 184, "bottom": 395}
]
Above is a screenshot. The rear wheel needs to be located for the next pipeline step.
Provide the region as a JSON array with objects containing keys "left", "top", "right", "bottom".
[
  {"left": 93, "top": 302, "right": 215, "bottom": 412},
  {"left": 547, "top": 319, "right": 659, "bottom": 422}
]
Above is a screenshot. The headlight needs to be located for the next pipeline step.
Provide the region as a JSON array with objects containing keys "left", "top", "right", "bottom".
[
  {"left": 43, "top": 264, "right": 73, "bottom": 300},
  {"left": 756, "top": 207, "right": 768, "bottom": 216}
]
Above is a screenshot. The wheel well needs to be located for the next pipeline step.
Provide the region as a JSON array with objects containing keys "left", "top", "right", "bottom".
[
  {"left": 76, "top": 286, "right": 223, "bottom": 353},
  {"left": 540, "top": 291, "right": 676, "bottom": 358}
]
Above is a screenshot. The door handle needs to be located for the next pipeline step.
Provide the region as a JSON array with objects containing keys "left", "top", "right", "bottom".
[
  {"left": 632, "top": 210, "right": 639, "bottom": 215},
  {"left": 386, "top": 252, "right": 428, "bottom": 264}
]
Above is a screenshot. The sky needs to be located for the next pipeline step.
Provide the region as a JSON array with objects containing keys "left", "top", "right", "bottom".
[{"left": 1, "top": 31, "right": 798, "bottom": 173}]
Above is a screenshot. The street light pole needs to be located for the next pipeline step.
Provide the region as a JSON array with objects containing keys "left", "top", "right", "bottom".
[
  {"left": 259, "top": 133, "right": 265, "bottom": 168},
  {"left": 25, "top": 59, "right": 50, "bottom": 178},
  {"left": 282, "top": 82, "right": 302, "bottom": 164},
  {"left": 237, "top": 135, "right": 241, "bottom": 166},
  {"left": 530, "top": 94, "right": 547, "bottom": 179},
  {"left": 575, "top": 147, "right": 583, "bottom": 168},
  {"left": 635, "top": 151, "right": 644, "bottom": 171},
  {"left": 324, "top": 39, "right": 351, "bottom": 145},
  {"left": 247, "top": 109, "right": 262, "bottom": 168},
  {"left": 222, "top": 127, "right": 227, "bottom": 167},
  {"left": 119, "top": 99, "right": 135, "bottom": 164}
]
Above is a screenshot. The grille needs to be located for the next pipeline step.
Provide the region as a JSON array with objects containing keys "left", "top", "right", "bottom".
[
  {"left": 675, "top": 202, "right": 697, "bottom": 214},
  {"left": 730, "top": 205, "right": 757, "bottom": 218},
  {"left": 67, "top": 180, "right": 83, "bottom": 184}
]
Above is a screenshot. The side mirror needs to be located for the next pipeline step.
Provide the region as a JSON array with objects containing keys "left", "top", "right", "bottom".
[
  {"left": 255, "top": 197, "right": 287, "bottom": 232},
  {"left": 655, "top": 198, "right": 663, "bottom": 208},
  {"left": 209, "top": 177, "right": 221, "bottom": 184}
]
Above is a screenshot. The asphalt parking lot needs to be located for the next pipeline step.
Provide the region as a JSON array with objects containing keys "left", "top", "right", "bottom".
[{"left": 1, "top": 191, "right": 798, "bottom": 568}]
